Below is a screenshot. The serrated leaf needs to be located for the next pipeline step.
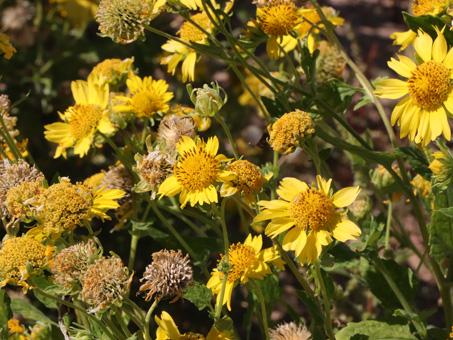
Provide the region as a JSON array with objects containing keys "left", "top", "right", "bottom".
[
  {"left": 184, "top": 283, "right": 213, "bottom": 311},
  {"left": 360, "top": 258, "right": 419, "bottom": 311},
  {"left": 296, "top": 290, "right": 324, "bottom": 325},
  {"left": 10, "top": 298, "right": 56, "bottom": 325},
  {"left": 429, "top": 187, "right": 453, "bottom": 261},
  {"left": 0, "top": 290, "right": 12, "bottom": 339},
  {"left": 395, "top": 147, "right": 431, "bottom": 180},
  {"left": 300, "top": 44, "right": 319, "bottom": 84},
  {"left": 403, "top": 12, "right": 453, "bottom": 43},
  {"left": 336, "top": 319, "right": 418, "bottom": 340}
]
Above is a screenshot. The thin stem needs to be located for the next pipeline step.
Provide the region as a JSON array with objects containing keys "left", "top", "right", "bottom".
[
  {"left": 114, "top": 311, "right": 132, "bottom": 338},
  {"left": 314, "top": 261, "right": 335, "bottom": 340},
  {"left": 144, "top": 299, "right": 160, "bottom": 340},
  {"left": 128, "top": 234, "right": 140, "bottom": 270},
  {"left": 214, "top": 114, "right": 239, "bottom": 160},
  {"left": 272, "top": 239, "right": 315, "bottom": 297},
  {"left": 102, "top": 315, "right": 127, "bottom": 340},
  {"left": 251, "top": 279, "right": 270, "bottom": 340},
  {"left": 385, "top": 198, "right": 392, "bottom": 251}
]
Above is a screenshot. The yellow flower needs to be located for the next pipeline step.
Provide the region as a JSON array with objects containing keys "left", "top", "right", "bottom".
[
  {"left": 206, "top": 234, "right": 284, "bottom": 310},
  {"left": 154, "top": 0, "right": 204, "bottom": 11},
  {"left": 44, "top": 74, "right": 115, "bottom": 158},
  {"left": 256, "top": 0, "right": 303, "bottom": 59},
  {"left": 51, "top": 0, "right": 98, "bottom": 26},
  {"left": 254, "top": 176, "right": 361, "bottom": 264},
  {"left": 390, "top": 30, "right": 417, "bottom": 52},
  {"left": 155, "top": 312, "right": 235, "bottom": 340},
  {"left": 375, "top": 28, "right": 453, "bottom": 146},
  {"left": 158, "top": 136, "right": 234, "bottom": 208},
  {"left": 220, "top": 160, "right": 272, "bottom": 205},
  {"left": 90, "top": 57, "right": 135, "bottom": 86},
  {"left": 8, "top": 319, "right": 25, "bottom": 334},
  {"left": 161, "top": 11, "right": 214, "bottom": 82},
  {"left": 0, "top": 237, "right": 54, "bottom": 293},
  {"left": 114, "top": 75, "right": 173, "bottom": 118},
  {"left": 0, "top": 33, "right": 16, "bottom": 59}
]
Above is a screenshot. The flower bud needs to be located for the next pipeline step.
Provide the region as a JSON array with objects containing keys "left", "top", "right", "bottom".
[{"left": 187, "top": 82, "right": 227, "bottom": 117}]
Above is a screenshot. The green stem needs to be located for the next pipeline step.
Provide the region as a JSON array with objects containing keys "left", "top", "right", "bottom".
[
  {"left": 385, "top": 199, "right": 392, "bottom": 251},
  {"left": 103, "top": 314, "right": 127, "bottom": 340},
  {"left": 214, "top": 114, "right": 239, "bottom": 160},
  {"left": 251, "top": 279, "right": 270, "bottom": 340},
  {"left": 272, "top": 239, "right": 315, "bottom": 297},
  {"left": 33, "top": 288, "right": 117, "bottom": 340},
  {"left": 0, "top": 113, "right": 23, "bottom": 160},
  {"left": 314, "top": 261, "right": 335, "bottom": 340},
  {"left": 114, "top": 310, "right": 132, "bottom": 338},
  {"left": 215, "top": 198, "right": 230, "bottom": 320},
  {"left": 141, "top": 118, "right": 149, "bottom": 147},
  {"left": 128, "top": 234, "right": 140, "bottom": 270},
  {"left": 144, "top": 299, "right": 160, "bottom": 340}
]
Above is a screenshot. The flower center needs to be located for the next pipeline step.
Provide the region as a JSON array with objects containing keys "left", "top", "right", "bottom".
[
  {"left": 260, "top": 0, "right": 299, "bottom": 36},
  {"left": 228, "top": 160, "right": 264, "bottom": 196},
  {"left": 227, "top": 243, "right": 256, "bottom": 282},
  {"left": 68, "top": 104, "right": 104, "bottom": 140},
  {"left": 180, "top": 333, "right": 205, "bottom": 340},
  {"left": 289, "top": 188, "right": 335, "bottom": 231},
  {"left": 412, "top": 0, "right": 447, "bottom": 16},
  {"left": 408, "top": 60, "right": 451, "bottom": 110},
  {"left": 175, "top": 147, "right": 220, "bottom": 191},
  {"left": 180, "top": 13, "right": 210, "bottom": 43},
  {"left": 131, "top": 90, "right": 163, "bottom": 117}
]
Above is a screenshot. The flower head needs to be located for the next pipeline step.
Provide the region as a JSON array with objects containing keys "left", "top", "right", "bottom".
[
  {"left": 270, "top": 322, "right": 311, "bottom": 340},
  {"left": 81, "top": 257, "right": 132, "bottom": 312},
  {"left": 0, "top": 33, "right": 16, "bottom": 59},
  {"left": 8, "top": 319, "right": 25, "bottom": 335},
  {"left": 255, "top": 176, "right": 361, "bottom": 264},
  {"left": 220, "top": 160, "right": 272, "bottom": 205},
  {"left": 0, "top": 159, "right": 44, "bottom": 217},
  {"left": 96, "top": 0, "right": 156, "bottom": 44},
  {"left": 6, "top": 181, "right": 44, "bottom": 221},
  {"left": 207, "top": 234, "right": 284, "bottom": 310},
  {"left": 412, "top": 0, "right": 448, "bottom": 16},
  {"left": 134, "top": 150, "right": 176, "bottom": 198},
  {"left": 114, "top": 75, "right": 173, "bottom": 119},
  {"left": 90, "top": 58, "right": 135, "bottom": 86},
  {"left": 157, "top": 114, "right": 197, "bottom": 152},
  {"left": 315, "top": 40, "right": 345, "bottom": 82},
  {"left": 44, "top": 74, "right": 115, "bottom": 158},
  {"left": 375, "top": 28, "right": 453, "bottom": 146},
  {"left": 411, "top": 174, "right": 432, "bottom": 198},
  {"left": 51, "top": 239, "right": 100, "bottom": 291},
  {"left": 139, "top": 249, "right": 193, "bottom": 302},
  {"left": 0, "top": 237, "right": 54, "bottom": 292},
  {"left": 158, "top": 136, "right": 234, "bottom": 208},
  {"left": 101, "top": 164, "right": 135, "bottom": 205},
  {"left": 155, "top": 311, "right": 235, "bottom": 340},
  {"left": 268, "top": 110, "right": 315, "bottom": 153}
]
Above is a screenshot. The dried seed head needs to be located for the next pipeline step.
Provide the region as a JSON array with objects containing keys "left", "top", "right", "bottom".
[
  {"left": 51, "top": 239, "right": 100, "bottom": 290},
  {"left": 0, "top": 94, "right": 11, "bottom": 110},
  {"left": 101, "top": 164, "right": 135, "bottom": 205},
  {"left": 81, "top": 257, "right": 132, "bottom": 312},
  {"left": 0, "top": 159, "right": 44, "bottom": 217},
  {"left": 134, "top": 151, "right": 176, "bottom": 198},
  {"left": 270, "top": 322, "right": 311, "bottom": 340},
  {"left": 139, "top": 249, "right": 193, "bottom": 301},
  {"left": 157, "top": 115, "right": 196, "bottom": 152},
  {"left": 96, "top": 0, "right": 154, "bottom": 44}
]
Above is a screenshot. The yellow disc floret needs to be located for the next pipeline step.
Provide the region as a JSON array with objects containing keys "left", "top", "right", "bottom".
[
  {"left": 227, "top": 160, "right": 265, "bottom": 196},
  {"left": 412, "top": 0, "right": 448, "bottom": 16},
  {"left": 226, "top": 243, "right": 256, "bottom": 283},
  {"left": 259, "top": 0, "right": 299, "bottom": 36},
  {"left": 180, "top": 12, "right": 211, "bottom": 43},
  {"left": 408, "top": 60, "right": 450, "bottom": 110},
  {"left": 0, "top": 237, "right": 50, "bottom": 288},
  {"left": 289, "top": 188, "right": 335, "bottom": 231},
  {"left": 6, "top": 181, "right": 43, "bottom": 220},
  {"left": 67, "top": 104, "right": 104, "bottom": 140}
]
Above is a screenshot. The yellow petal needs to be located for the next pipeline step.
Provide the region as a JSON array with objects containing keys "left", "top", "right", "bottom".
[
  {"left": 387, "top": 55, "right": 416, "bottom": 78},
  {"left": 374, "top": 79, "right": 409, "bottom": 99},
  {"left": 265, "top": 217, "right": 295, "bottom": 238},
  {"left": 433, "top": 26, "right": 447, "bottom": 62},
  {"left": 155, "top": 312, "right": 181, "bottom": 340},
  {"left": 331, "top": 219, "right": 361, "bottom": 242},
  {"left": 276, "top": 177, "right": 308, "bottom": 201},
  {"left": 414, "top": 30, "right": 433, "bottom": 63},
  {"left": 158, "top": 176, "right": 182, "bottom": 198},
  {"left": 331, "top": 186, "right": 361, "bottom": 207},
  {"left": 316, "top": 175, "right": 332, "bottom": 195}
]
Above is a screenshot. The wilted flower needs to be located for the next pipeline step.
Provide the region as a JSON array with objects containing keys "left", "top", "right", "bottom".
[
  {"left": 411, "top": 174, "right": 432, "bottom": 199},
  {"left": 101, "top": 164, "right": 135, "bottom": 205},
  {"left": 51, "top": 239, "right": 100, "bottom": 291},
  {"left": 315, "top": 40, "right": 345, "bottom": 82},
  {"left": 0, "top": 237, "right": 54, "bottom": 293},
  {"left": 157, "top": 115, "right": 197, "bottom": 152},
  {"left": 270, "top": 322, "right": 311, "bottom": 340},
  {"left": 0, "top": 94, "right": 11, "bottom": 110},
  {"left": 0, "top": 33, "right": 16, "bottom": 59},
  {"left": 81, "top": 257, "right": 132, "bottom": 312},
  {"left": 268, "top": 110, "right": 315, "bottom": 153},
  {"left": 134, "top": 150, "right": 176, "bottom": 198},
  {"left": 139, "top": 249, "right": 193, "bottom": 302},
  {"left": 0, "top": 159, "right": 44, "bottom": 217}
]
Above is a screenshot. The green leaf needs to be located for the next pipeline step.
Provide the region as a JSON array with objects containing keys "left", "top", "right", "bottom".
[
  {"left": 130, "top": 220, "right": 168, "bottom": 239},
  {"left": 336, "top": 319, "right": 418, "bottom": 340},
  {"left": 360, "top": 258, "right": 419, "bottom": 311},
  {"left": 395, "top": 147, "right": 431, "bottom": 180},
  {"left": 320, "top": 268, "right": 334, "bottom": 300},
  {"left": 403, "top": 12, "right": 453, "bottom": 43},
  {"left": 260, "top": 96, "right": 286, "bottom": 118},
  {"left": 327, "top": 242, "right": 360, "bottom": 270},
  {"left": 296, "top": 290, "right": 324, "bottom": 325},
  {"left": 32, "top": 276, "right": 64, "bottom": 309},
  {"left": 300, "top": 44, "right": 319, "bottom": 85},
  {"left": 317, "top": 79, "right": 365, "bottom": 115},
  {"left": 10, "top": 298, "right": 56, "bottom": 326},
  {"left": 429, "top": 187, "right": 453, "bottom": 261},
  {"left": 354, "top": 94, "right": 372, "bottom": 110},
  {"left": 184, "top": 283, "right": 213, "bottom": 311},
  {"left": 0, "top": 290, "right": 12, "bottom": 339}
]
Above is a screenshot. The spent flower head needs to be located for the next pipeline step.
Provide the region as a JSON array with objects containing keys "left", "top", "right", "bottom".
[
  {"left": 101, "top": 164, "right": 135, "bottom": 205},
  {"left": 81, "top": 257, "right": 132, "bottom": 313},
  {"left": 268, "top": 110, "right": 315, "bottom": 153},
  {"left": 139, "top": 249, "right": 193, "bottom": 302},
  {"left": 157, "top": 114, "right": 197, "bottom": 152},
  {"left": 270, "top": 322, "right": 311, "bottom": 340}
]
